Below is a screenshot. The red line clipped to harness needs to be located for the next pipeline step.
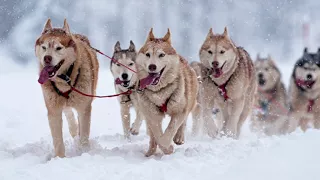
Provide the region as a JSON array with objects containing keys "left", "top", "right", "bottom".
[
  {"left": 91, "top": 47, "right": 137, "bottom": 74},
  {"left": 71, "top": 87, "right": 132, "bottom": 98}
]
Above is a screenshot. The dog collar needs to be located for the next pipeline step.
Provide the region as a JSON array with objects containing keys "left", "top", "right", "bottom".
[{"left": 51, "top": 63, "right": 80, "bottom": 99}]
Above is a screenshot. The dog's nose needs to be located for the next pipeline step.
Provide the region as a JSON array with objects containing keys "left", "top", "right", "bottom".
[
  {"left": 258, "top": 73, "right": 264, "bottom": 79},
  {"left": 307, "top": 74, "right": 313, "bottom": 80},
  {"left": 121, "top": 73, "right": 128, "bottom": 80},
  {"left": 212, "top": 61, "right": 219, "bottom": 68},
  {"left": 44, "top": 55, "right": 52, "bottom": 64},
  {"left": 148, "top": 64, "right": 157, "bottom": 71}
]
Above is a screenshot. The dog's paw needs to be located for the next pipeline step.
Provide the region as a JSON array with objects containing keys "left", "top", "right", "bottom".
[
  {"left": 159, "top": 144, "right": 174, "bottom": 155},
  {"left": 173, "top": 132, "right": 185, "bottom": 145},
  {"left": 130, "top": 124, "right": 139, "bottom": 135}
]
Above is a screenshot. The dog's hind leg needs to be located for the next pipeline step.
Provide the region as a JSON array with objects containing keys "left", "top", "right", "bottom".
[
  {"left": 120, "top": 103, "right": 131, "bottom": 139},
  {"left": 130, "top": 108, "right": 143, "bottom": 135},
  {"left": 63, "top": 107, "right": 78, "bottom": 138},
  {"left": 76, "top": 103, "right": 92, "bottom": 150},
  {"left": 173, "top": 120, "right": 186, "bottom": 145},
  {"left": 191, "top": 103, "right": 202, "bottom": 136},
  {"left": 48, "top": 107, "right": 65, "bottom": 158}
]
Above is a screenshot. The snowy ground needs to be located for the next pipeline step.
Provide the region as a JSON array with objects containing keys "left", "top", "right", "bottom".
[{"left": 0, "top": 63, "right": 320, "bottom": 180}]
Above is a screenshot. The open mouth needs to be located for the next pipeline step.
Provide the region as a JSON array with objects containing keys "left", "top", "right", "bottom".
[
  {"left": 115, "top": 78, "right": 131, "bottom": 88},
  {"left": 295, "top": 79, "right": 315, "bottom": 89},
  {"left": 212, "top": 61, "right": 226, "bottom": 78},
  {"left": 139, "top": 67, "right": 165, "bottom": 89},
  {"left": 38, "top": 60, "right": 65, "bottom": 84}
]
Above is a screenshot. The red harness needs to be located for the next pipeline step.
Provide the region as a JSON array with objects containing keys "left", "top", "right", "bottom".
[
  {"left": 295, "top": 78, "right": 316, "bottom": 113},
  {"left": 213, "top": 75, "right": 233, "bottom": 102}
]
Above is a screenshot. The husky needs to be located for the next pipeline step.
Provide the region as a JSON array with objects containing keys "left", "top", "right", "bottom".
[
  {"left": 250, "top": 54, "right": 288, "bottom": 136},
  {"left": 110, "top": 40, "right": 144, "bottom": 138},
  {"left": 35, "top": 19, "right": 99, "bottom": 157},
  {"left": 287, "top": 48, "right": 320, "bottom": 132},
  {"left": 135, "top": 28, "right": 198, "bottom": 156},
  {"left": 191, "top": 27, "right": 256, "bottom": 138}
]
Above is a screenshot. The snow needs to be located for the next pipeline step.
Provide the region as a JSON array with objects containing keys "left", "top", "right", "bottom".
[{"left": 1, "top": 64, "right": 320, "bottom": 180}]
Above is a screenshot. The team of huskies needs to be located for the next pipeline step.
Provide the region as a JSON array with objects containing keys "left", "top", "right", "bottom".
[{"left": 35, "top": 19, "right": 320, "bottom": 158}]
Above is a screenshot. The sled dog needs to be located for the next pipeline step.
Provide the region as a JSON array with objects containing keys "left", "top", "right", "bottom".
[
  {"left": 287, "top": 48, "right": 320, "bottom": 132},
  {"left": 250, "top": 54, "right": 288, "bottom": 136},
  {"left": 35, "top": 19, "right": 99, "bottom": 157},
  {"left": 191, "top": 27, "right": 256, "bottom": 138},
  {"left": 110, "top": 40, "right": 144, "bottom": 138},
  {"left": 135, "top": 28, "right": 198, "bottom": 156}
]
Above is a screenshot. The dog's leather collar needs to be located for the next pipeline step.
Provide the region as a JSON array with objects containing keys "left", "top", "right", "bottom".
[
  {"left": 120, "top": 85, "right": 136, "bottom": 104},
  {"left": 51, "top": 63, "right": 80, "bottom": 99},
  {"left": 213, "top": 75, "right": 233, "bottom": 102}
]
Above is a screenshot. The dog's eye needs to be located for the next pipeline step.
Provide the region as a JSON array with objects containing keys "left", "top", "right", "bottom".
[
  {"left": 159, "top": 53, "right": 165, "bottom": 58},
  {"left": 129, "top": 63, "right": 134, "bottom": 66},
  {"left": 208, "top": 50, "right": 213, "bottom": 55},
  {"left": 146, "top": 53, "right": 150, "bottom": 58},
  {"left": 56, "top": 47, "right": 62, "bottom": 51},
  {"left": 42, "top": 46, "right": 46, "bottom": 50},
  {"left": 220, "top": 50, "right": 225, "bottom": 54},
  {"left": 116, "top": 63, "right": 121, "bottom": 66},
  {"left": 265, "top": 68, "right": 269, "bottom": 71}
]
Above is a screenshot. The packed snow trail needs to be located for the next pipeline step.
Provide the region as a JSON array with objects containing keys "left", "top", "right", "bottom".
[{"left": 0, "top": 67, "right": 319, "bottom": 180}]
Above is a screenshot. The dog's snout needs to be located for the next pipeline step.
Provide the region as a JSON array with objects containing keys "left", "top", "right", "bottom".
[
  {"left": 44, "top": 55, "right": 52, "bottom": 64},
  {"left": 212, "top": 61, "right": 219, "bottom": 68},
  {"left": 121, "top": 73, "right": 128, "bottom": 80},
  {"left": 148, "top": 64, "right": 157, "bottom": 71},
  {"left": 258, "top": 73, "right": 264, "bottom": 79},
  {"left": 307, "top": 74, "right": 313, "bottom": 80}
]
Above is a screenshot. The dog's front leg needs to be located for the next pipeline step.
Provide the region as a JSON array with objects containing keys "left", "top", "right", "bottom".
[
  {"left": 120, "top": 103, "right": 131, "bottom": 139},
  {"left": 48, "top": 107, "right": 65, "bottom": 158},
  {"left": 203, "top": 107, "right": 219, "bottom": 138},
  {"left": 191, "top": 103, "right": 202, "bottom": 136},
  {"left": 224, "top": 99, "right": 244, "bottom": 138},
  {"left": 130, "top": 107, "right": 143, "bottom": 135},
  {"left": 145, "top": 125, "right": 157, "bottom": 157},
  {"left": 159, "top": 113, "right": 187, "bottom": 150},
  {"left": 76, "top": 103, "right": 92, "bottom": 150}
]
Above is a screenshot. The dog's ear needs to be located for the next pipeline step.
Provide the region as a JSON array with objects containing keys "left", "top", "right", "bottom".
[
  {"left": 163, "top": 28, "right": 171, "bottom": 44},
  {"left": 42, "top": 19, "right": 52, "bottom": 34},
  {"left": 318, "top": 47, "right": 320, "bottom": 54},
  {"left": 222, "top": 27, "right": 229, "bottom": 37},
  {"left": 128, "top": 40, "right": 135, "bottom": 52},
  {"left": 304, "top": 47, "right": 308, "bottom": 54},
  {"left": 63, "top": 19, "right": 71, "bottom": 35},
  {"left": 114, "top": 41, "right": 121, "bottom": 52},
  {"left": 206, "top": 28, "right": 214, "bottom": 40},
  {"left": 145, "top": 28, "right": 155, "bottom": 43}
]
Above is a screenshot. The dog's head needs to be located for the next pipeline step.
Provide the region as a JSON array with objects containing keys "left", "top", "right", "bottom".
[
  {"left": 293, "top": 48, "right": 320, "bottom": 91},
  {"left": 199, "top": 27, "right": 238, "bottom": 78},
  {"left": 110, "top": 40, "right": 137, "bottom": 88},
  {"left": 136, "top": 28, "right": 179, "bottom": 90},
  {"left": 35, "top": 19, "right": 77, "bottom": 84},
  {"left": 254, "top": 54, "right": 281, "bottom": 91}
]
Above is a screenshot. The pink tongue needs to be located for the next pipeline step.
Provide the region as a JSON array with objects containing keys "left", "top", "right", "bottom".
[
  {"left": 139, "top": 74, "right": 158, "bottom": 89},
  {"left": 38, "top": 66, "right": 55, "bottom": 84},
  {"left": 212, "top": 68, "right": 222, "bottom": 78},
  {"left": 115, "top": 78, "right": 123, "bottom": 85}
]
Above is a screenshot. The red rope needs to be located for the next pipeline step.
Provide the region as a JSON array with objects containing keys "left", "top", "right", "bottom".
[
  {"left": 91, "top": 47, "right": 137, "bottom": 73},
  {"left": 70, "top": 87, "right": 132, "bottom": 98}
]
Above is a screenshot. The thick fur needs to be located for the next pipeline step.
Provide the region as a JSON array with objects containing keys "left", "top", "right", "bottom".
[
  {"left": 136, "top": 29, "right": 198, "bottom": 156},
  {"left": 35, "top": 19, "right": 99, "bottom": 157},
  {"left": 250, "top": 55, "right": 288, "bottom": 136},
  {"left": 287, "top": 48, "right": 320, "bottom": 132},
  {"left": 110, "top": 41, "right": 144, "bottom": 138},
  {"left": 191, "top": 28, "right": 256, "bottom": 138}
]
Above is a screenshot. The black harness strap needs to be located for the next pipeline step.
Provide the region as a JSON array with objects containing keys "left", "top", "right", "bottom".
[{"left": 51, "top": 63, "right": 80, "bottom": 99}]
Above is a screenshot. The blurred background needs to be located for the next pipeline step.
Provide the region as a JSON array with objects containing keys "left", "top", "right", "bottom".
[{"left": 0, "top": 0, "right": 320, "bottom": 72}]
